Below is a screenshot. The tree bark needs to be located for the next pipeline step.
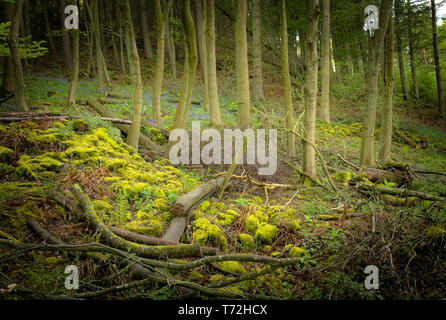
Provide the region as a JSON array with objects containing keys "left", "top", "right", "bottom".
[
  {"left": 7, "top": 0, "right": 27, "bottom": 112},
  {"left": 407, "top": 0, "right": 419, "bottom": 101},
  {"left": 302, "top": 0, "right": 320, "bottom": 180},
  {"left": 196, "top": 0, "right": 210, "bottom": 112},
  {"left": 68, "top": 7, "right": 80, "bottom": 108},
  {"left": 359, "top": 0, "right": 393, "bottom": 166},
  {"left": 165, "top": 8, "right": 177, "bottom": 80},
  {"left": 2, "top": 1, "right": 15, "bottom": 92},
  {"left": 395, "top": 0, "right": 408, "bottom": 101},
  {"left": 379, "top": 14, "right": 394, "bottom": 162},
  {"left": 59, "top": 0, "right": 73, "bottom": 72},
  {"left": 139, "top": 0, "right": 154, "bottom": 60},
  {"left": 252, "top": 0, "right": 264, "bottom": 101},
  {"left": 235, "top": 0, "right": 250, "bottom": 129},
  {"left": 320, "top": 0, "right": 330, "bottom": 123},
  {"left": 280, "top": 0, "right": 296, "bottom": 158},
  {"left": 206, "top": 0, "right": 222, "bottom": 126},
  {"left": 431, "top": 0, "right": 444, "bottom": 114}
]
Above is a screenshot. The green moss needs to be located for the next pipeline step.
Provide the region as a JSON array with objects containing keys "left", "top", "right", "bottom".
[
  {"left": 194, "top": 218, "right": 211, "bottom": 230},
  {"left": 426, "top": 225, "right": 446, "bottom": 238},
  {"left": 71, "top": 119, "right": 90, "bottom": 132},
  {"left": 104, "top": 158, "right": 127, "bottom": 172},
  {"left": 238, "top": 233, "right": 254, "bottom": 248},
  {"left": 0, "top": 163, "right": 14, "bottom": 176},
  {"left": 218, "top": 261, "right": 247, "bottom": 274},
  {"left": 288, "top": 246, "right": 310, "bottom": 258},
  {"left": 216, "top": 209, "right": 239, "bottom": 226},
  {"left": 288, "top": 219, "right": 301, "bottom": 231},
  {"left": 192, "top": 218, "right": 227, "bottom": 251},
  {"left": 254, "top": 222, "right": 278, "bottom": 244},
  {"left": 125, "top": 219, "right": 164, "bottom": 236},
  {"left": 45, "top": 257, "right": 59, "bottom": 265},
  {"left": 188, "top": 270, "right": 204, "bottom": 281},
  {"left": 0, "top": 146, "right": 14, "bottom": 163},
  {"left": 209, "top": 274, "right": 226, "bottom": 283},
  {"left": 15, "top": 153, "right": 66, "bottom": 179},
  {"left": 246, "top": 215, "right": 260, "bottom": 233},
  {"left": 331, "top": 171, "right": 354, "bottom": 185}
]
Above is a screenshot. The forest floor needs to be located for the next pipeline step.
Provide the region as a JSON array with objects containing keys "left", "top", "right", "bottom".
[{"left": 0, "top": 52, "right": 445, "bottom": 300}]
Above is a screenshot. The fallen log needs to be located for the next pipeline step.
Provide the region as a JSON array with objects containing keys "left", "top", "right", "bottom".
[
  {"left": 104, "top": 91, "right": 130, "bottom": 99},
  {"left": 100, "top": 97, "right": 125, "bottom": 105},
  {"left": 162, "top": 217, "right": 186, "bottom": 242},
  {"left": 87, "top": 98, "right": 165, "bottom": 155},
  {"left": 356, "top": 183, "right": 446, "bottom": 202},
  {"left": 71, "top": 184, "right": 215, "bottom": 259},
  {"left": 362, "top": 167, "right": 404, "bottom": 184},
  {"left": 49, "top": 189, "right": 219, "bottom": 256},
  {"left": 167, "top": 97, "right": 202, "bottom": 105},
  {"left": 0, "top": 115, "right": 132, "bottom": 125},
  {"left": 171, "top": 178, "right": 225, "bottom": 216},
  {"left": 394, "top": 130, "right": 422, "bottom": 149}
]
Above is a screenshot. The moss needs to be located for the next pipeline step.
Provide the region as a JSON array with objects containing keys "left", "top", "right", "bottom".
[
  {"left": 198, "top": 200, "right": 210, "bottom": 210},
  {"left": 254, "top": 222, "right": 278, "bottom": 244},
  {"left": 45, "top": 257, "right": 59, "bottom": 265},
  {"left": 254, "top": 210, "right": 268, "bottom": 223},
  {"left": 194, "top": 218, "right": 211, "bottom": 230},
  {"left": 0, "top": 163, "right": 14, "bottom": 176},
  {"left": 15, "top": 153, "right": 66, "bottom": 179},
  {"left": 124, "top": 219, "right": 164, "bottom": 236},
  {"left": 331, "top": 171, "right": 354, "bottom": 185},
  {"left": 103, "top": 176, "right": 121, "bottom": 183},
  {"left": 245, "top": 215, "right": 260, "bottom": 233},
  {"left": 216, "top": 209, "right": 239, "bottom": 226},
  {"left": 71, "top": 119, "right": 90, "bottom": 132},
  {"left": 0, "top": 146, "right": 14, "bottom": 163},
  {"left": 288, "top": 219, "right": 301, "bottom": 231},
  {"left": 192, "top": 218, "right": 227, "bottom": 251},
  {"left": 238, "top": 233, "right": 254, "bottom": 248},
  {"left": 288, "top": 246, "right": 310, "bottom": 258},
  {"left": 218, "top": 261, "right": 247, "bottom": 274},
  {"left": 188, "top": 270, "right": 204, "bottom": 281},
  {"left": 426, "top": 225, "right": 446, "bottom": 238},
  {"left": 209, "top": 274, "right": 225, "bottom": 283}
]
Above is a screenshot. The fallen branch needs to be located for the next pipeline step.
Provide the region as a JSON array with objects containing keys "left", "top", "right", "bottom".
[
  {"left": 356, "top": 183, "right": 446, "bottom": 202},
  {"left": 0, "top": 115, "right": 132, "bottom": 125},
  {"left": 172, "top": 178, "right": 225, "bottom": 216},
  {"left": 337, "top": 154, "right": 360, "bottom": 170}
]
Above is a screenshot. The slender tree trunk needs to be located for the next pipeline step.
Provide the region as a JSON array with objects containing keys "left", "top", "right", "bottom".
[
  {"left": 152, "top": 0, "right": 172, "bottom": 126},
  {"left": 165, "top": 9, "right": 177, "bottom": 80},
  {"left": 7, "top": 0, "right": 27, "bottom": 112},
  {"left": 59, "top": 0, "right": 73, "bottom": 72},
  {"left": 2, "top": 2, "right": 15, "bottom": 92},
  {"left": 379, "top": 15, "right": 394, "bottom": 161},
  {"left": 431, "top": 0, "right": 444, "bottom": 114},
  {"left": 93, "top": 0, "right": 104, "bottom": 90},
  {"left": 320, "top": 0, "right": 330, "bottom": 123},
  {"left": 68, "top": 9, "right": 80, "bottom": 108},
  {"left": 235, "top": 0, "right": 250, "bottom": 129},
  {"left": 139, "top": 0, "right": 154, "bottom": 60},
  {"left": 302, "top": 0, "right": 320, "bottom": 180},
  {"left": 123, "top": 0, "right": 143, "bottom": 152},
  {"left": 252, "top": 0, "right": 264, "bottom": 101},
  {"left": 196, "top": 0, "right": 209, "bottom": 112},
  {"left": 42, "top": 0, "right": 56, "bottom": 53},
  {"left": 206, "top": 0, "right": 222, "bottom": 126},
  {"left": 407, "top": 1, "right": 419, "bottom": 101},
  {"left": 172, "top": 0, "right": 198, "bottom": 129},
  {"left": 359, "top": 0, "right": 393, "bottom": 166},
  {"left": 280, "top": 0, "right": 296, "bottom": 158},
  {"left": 395, "top": 0, "right": 408, "bottom": 101},
  {"left": 118, "top": 3, "right": 126, "bottom": 78}
]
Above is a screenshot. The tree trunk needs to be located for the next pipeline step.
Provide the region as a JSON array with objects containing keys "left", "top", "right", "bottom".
[
  {"left": 165, "top": 8, "right": 177, "bottom": 80},
  {"left": 320, "top": 0, "right": 330, "bottom": 123},
  {"left": 431, "top": 0, "right": 444, "bottom": 114},
  {"left": 172, "top": 0, "right": 198, "bottom": 129},
  {"left": 379, "top": 14, "right": 394, "bottom": 161},
  {"left": 407, "top": 1, "right": 419, "bottom": 101},
  {"left": 302, "top": 0, "right": 320, "bottom": 180},
  {"left": 359, "top": 0, "right": 393, "bottom": 166},
  {"left": 123, "top": 0, "right": 143, "bottom": 152},
  {"left": 139, "top": 0, "right": 154, "bottom": 60},
  {"left": 280, "top": 0, "right": 296, "bottom": 158},
  {"left": 395, "top": 0, "right": 408, "bottom": 101},
  {"left": 59, "top": 0, "right": 73, "bottom": 72},
  {"left": 68, "top": 14, "right": 80, "bottom": 107},
  {"left": 2, "top": 1, "right": 15, "bottom": 92},
  {"left": 7, "top": 0, "right": 27, "bottom": 112},
  {"left": 235, "top": 0, "right": 250, "bottom": 129},
  {"left": 152, "top": 0, "right": 171, "bottom": 126},
  {"left": 206, "top": 0, "right": 222, "bottom": 126},
  {"left": 196, "top": 0, "right": 209, "bottom": 113},
  {"left": 252, "top": 0, "right": 264, "bottom": 101},
  {"left": 42, "top": 0, "right": 56, "bottom": 53}
]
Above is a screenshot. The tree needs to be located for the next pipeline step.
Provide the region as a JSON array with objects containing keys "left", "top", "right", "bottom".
[
  {"left": 206, "top": 0, "right": 222, "bottom": 126},
  {"left": 407, "top": 0, "right": 419, "bottom": 101},
  {"left": 252, "top": 0, "right": 264, "bottom": 101},
  {"left": 379, "top": 14, "right": 394, "bottom": 161},
  {"left": 68, "top": 0, "right": 79, "bottom": 108},
  {"left": 395, "top": 0, "right": 408, "bottom": 101},
  {"left": 196, "top": 0, "right": 209, "bottom": 112},
  {"left": 235, "top": 0, "right": 250, "bottom": 129},
  {"left": 7, "top": 0, "right": 27, "bottom": 112},
  {"left": 280, "top": 0, "right": 296, "bottom": 158},
  {"left": 152, "top": 0, "right": 173, "bottom": 126},
  {"left": 359, "top": 0, "right": 393, "bottom": 166},
  {"left": 122, "top": 0, "right": 143, "bottom": 151},
  {"left": 2, "top": 1, "right": 14, "bottom": 92},
  {"left": 302, "top": 0, "right": 320, "bottom": 180},
  {"left": 139, "top": 0, "right": 154, "bottom": 60},
  {"left": 320, "top": 0, "right": 330, "bottom": 123},
  {"left": 171, "top": 0, "right": 198, "bottom": 130},
  {"left": 430, "top": 0, "right": 444, "bottom": 114},
  {"left": 59, "top": 0, "right": 73, "bottom": 72}
]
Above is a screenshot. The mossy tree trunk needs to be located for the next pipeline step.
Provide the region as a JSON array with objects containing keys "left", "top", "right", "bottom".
[
  {"left": 235, "top": 0, "right": 250, "bottom": 129},
  {"left": 252, "top": 0, "right": 264, "bottom": 102},
  {"left": 302, "top": 0, "right": 320, "bottom": 180},
  {"left": 379, "top": 14, "right": 394, "bottom": 161},
  {"left": 320, "top": 0, "right": 330, "bottom": 123},
  {"left": 7, "top": 0, "right": 27, "bottom": 112},
  {"left": 152, "top": 0, "right": 173, "bottom": 126},
  {"left": 280, "top": 0, "right": 296, "bottom": 158},
  {"left": 359, "top": 0, "right": 393, "bottom": 166},
  {"left": 206, "top": 0, "right": 222, "bottom": 126},
  {"left": 172, "top": 0, "right": 198, "bottom": 129},
  {"left": 123, "top": 0, "right": 143, "bottom": 152}
]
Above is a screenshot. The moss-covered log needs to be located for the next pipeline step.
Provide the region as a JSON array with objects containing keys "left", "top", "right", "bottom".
[
  {"left": 357, "top": 183, "right": 446, "bottom": 202},
  {"left": 171, "top": 178, "right": 225, "bottom": 216},
  {"left": 70, "top": 184, "right": 215, "bottom": 259}
]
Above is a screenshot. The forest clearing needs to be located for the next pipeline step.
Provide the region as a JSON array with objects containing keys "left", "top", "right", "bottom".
[{"left": 0, "top": 0, "right": 445, "bottom": 302}]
